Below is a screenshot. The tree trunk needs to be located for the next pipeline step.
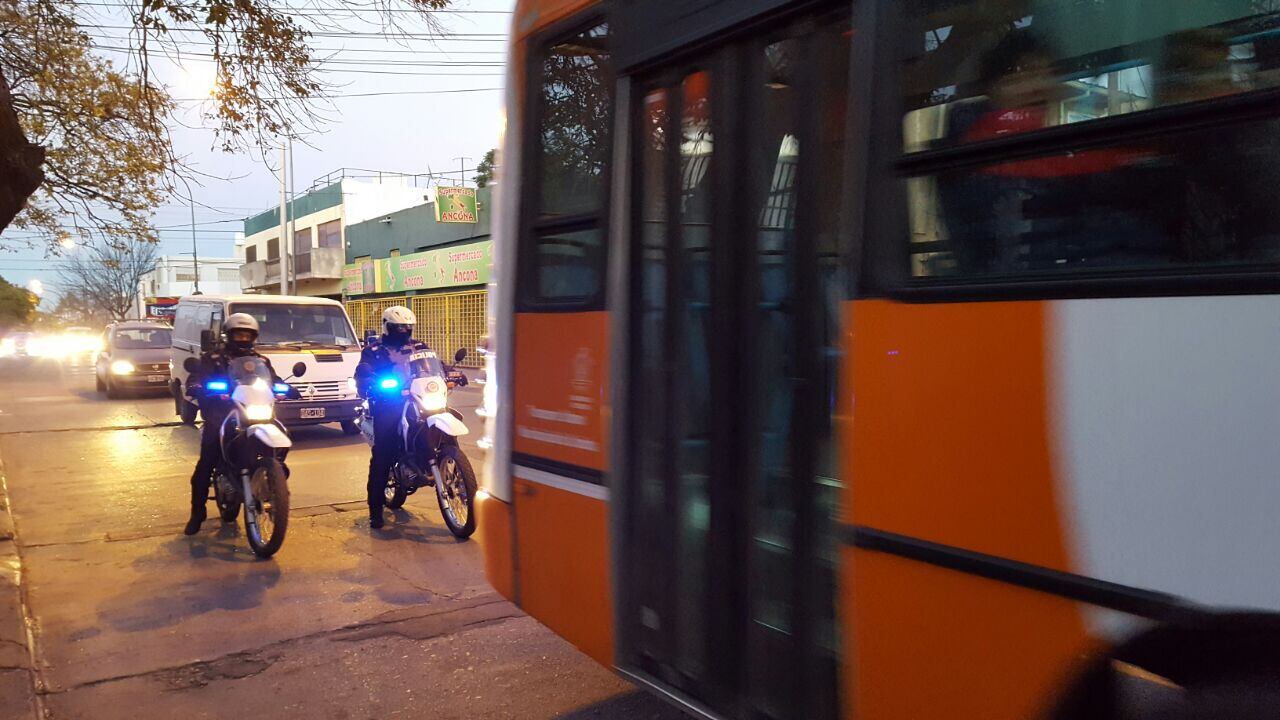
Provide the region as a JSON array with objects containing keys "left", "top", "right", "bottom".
[{"left": 0, "top": 67, "right": 45, "bottom": 232}]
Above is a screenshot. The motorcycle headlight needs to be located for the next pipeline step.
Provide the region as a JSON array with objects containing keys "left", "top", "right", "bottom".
[
  {"left": 244, "top": 404, "right": 274, "bottom": 422},
  {"left": 110, "top": 360, "right": 135, "bottom": 375},
  {"left": 418, "top": 391, "right": 448, "bottom": 413}
]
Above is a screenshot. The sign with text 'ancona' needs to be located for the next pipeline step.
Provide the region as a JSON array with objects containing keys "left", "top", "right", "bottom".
[
  {"left": 434, "top": 186, "right": 478, "bottom": 224},
  {"left": 341, "top": 239, "right": 491, "bottom": 296}
]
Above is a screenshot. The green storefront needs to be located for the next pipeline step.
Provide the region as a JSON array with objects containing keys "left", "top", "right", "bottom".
[{"left": 343, "top": 187, "right": 493, "bottom": 366}]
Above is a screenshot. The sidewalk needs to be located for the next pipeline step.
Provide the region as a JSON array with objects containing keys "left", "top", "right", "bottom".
[{"left": 0, "top": 470, "right": 37, "bottom": 719}]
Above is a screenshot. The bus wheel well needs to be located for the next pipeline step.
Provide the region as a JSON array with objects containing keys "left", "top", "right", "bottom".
[{"left": 1050, "top": 612, "right": 1280, "bottom": 720}]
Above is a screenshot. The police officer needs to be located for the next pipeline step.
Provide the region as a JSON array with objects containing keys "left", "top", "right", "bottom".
[
  {"left": 183, "top": 313, "right": 284, "bottom": 535},
  {"left": 354, "top": 306, "right": 424, "bottom": 529}
]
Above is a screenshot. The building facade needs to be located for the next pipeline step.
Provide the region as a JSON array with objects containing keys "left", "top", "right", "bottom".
[
  {"left": 343, "top": 186, "right": 492, "bottom": 368},
  {"left": 134, "top": 254, "right": 244, "bottom": 320},
  {"left": 240, "top": 173, "right": 428, "bottom": 299}
]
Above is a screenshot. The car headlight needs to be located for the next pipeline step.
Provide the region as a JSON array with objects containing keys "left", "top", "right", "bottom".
[
  {"left": 110, "top": 360, "right": 135, "bottom": 375},
  {"left": 346, "top": 377, "right": 358, "bottom": 396},
  {"left": 244, "top": 404, "right": 274, "bottom": 422}
]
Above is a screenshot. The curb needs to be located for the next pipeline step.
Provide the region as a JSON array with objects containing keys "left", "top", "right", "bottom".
[{"left": 0, "top": 462, "right": 42, "bottom": 719}]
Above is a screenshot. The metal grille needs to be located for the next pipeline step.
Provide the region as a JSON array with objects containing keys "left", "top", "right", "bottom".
[
  {"left": 139, "top": 362, "right": 169, "bottom": 373},
  {"left": 345, "top": 296, "right": 409, "bottom": 339},
  {"left": 345, "top": 290, "right": 486, "bottom": 369},
  {"left": 410, "top": 290, "right": 487, "bottom": 369},
  {"left": 295, "top": 381, "right": 344, "bottom": 401}
]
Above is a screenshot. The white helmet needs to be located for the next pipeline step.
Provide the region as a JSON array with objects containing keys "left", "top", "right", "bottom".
[
  {"left": 223, "top": 313, "right": 260, "bottom": 337},
  {"left": 382, "top": 306, "right": 416, "bottom": 330}
]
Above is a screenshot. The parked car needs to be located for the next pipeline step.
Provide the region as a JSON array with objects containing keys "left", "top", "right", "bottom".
[
  {"left": 169, "top": 294, "right": 364, "bottom": 432},
  {"left": 96, "top": 321, "right": 174, "bottom": 398}
]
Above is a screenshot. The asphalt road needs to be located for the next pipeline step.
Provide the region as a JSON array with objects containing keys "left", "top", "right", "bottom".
[{"left": 0, "top": 356, "right": 684, "bottom": 720}]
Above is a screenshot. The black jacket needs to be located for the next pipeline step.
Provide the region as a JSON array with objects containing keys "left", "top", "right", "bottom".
[
  {"left": 185, "top": 347, "right": 285, "bottom": 419},
  {"left": 354, "top": 336, "right": 428, "bottom": 413}
]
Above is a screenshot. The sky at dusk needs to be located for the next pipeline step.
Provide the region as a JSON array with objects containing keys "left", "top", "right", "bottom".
[{"left": 4, "top": 0, "right": 513, "bottom": 305}]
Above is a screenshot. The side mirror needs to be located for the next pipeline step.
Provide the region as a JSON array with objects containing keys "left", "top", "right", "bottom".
[
  {"left": 454, "top": 348, "right": 467, "bottom": 364},
  {"left": 364, "top": 329, "right": 377, "bottom": 340},
  {"left": 199, "top": 329, "right": 215, "bottom": 353},
  {"left": 182, "top": 357, "right": 197, "bottom": 372},
  {"left": 292, "top": 362, "right": 307, "bottom": 378}
]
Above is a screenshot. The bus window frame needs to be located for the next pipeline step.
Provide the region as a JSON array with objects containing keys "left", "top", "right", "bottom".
[
  {"left": 870, "top": 1, "right": 1280, "bottom": 303},
  {"left": 516, "top": 12, "right": 615, "bottom": 313}
]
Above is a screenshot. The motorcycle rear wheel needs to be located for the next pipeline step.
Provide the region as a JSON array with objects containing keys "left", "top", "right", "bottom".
[
  {"left": 214, "top": 474, "right": 241, "bottom": 522},
  {"left": 384, "top": 466, "right": 408, "bottom": 510},
  {"left": 245, "top": 458, "right": 289, "bottom": 558}
]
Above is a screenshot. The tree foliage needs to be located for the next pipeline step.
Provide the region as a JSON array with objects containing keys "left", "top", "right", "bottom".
[
  {"left": 55, "top": 240, "right": 159, "bottom": 321},
  {"left": 0, "top": 275, "right": 37, "bottom": 330},
  {"left": 0, "top": 0, "right": 454, "bottom": 249},
  {"left": 474, "top": 148, "right": 497, "bottom": 188}
]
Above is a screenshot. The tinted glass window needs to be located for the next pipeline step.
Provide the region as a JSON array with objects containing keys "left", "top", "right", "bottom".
[
  {"left": 533, "top": 229, "right": 602, "bottom": 301},
  {"left": 902, "top": 1, "right": 1280, "bottom": 152},
  {"left": 538, "top": 22, "right": 612, "bottom": 218},
  {"left": 901, "top": 1, "right": 1280, "bottom": 281},
  {"left": 245, "top": 245, "right": 257, "bottom": 263},
  {"left": 232, "top": 304, "right": 357, "bottom": 349},
  {"left": 267, "top": 238, "right": 279, "bottom": 260},
  {"left": 317, "top": 220, "right": 342, "bottom": 249},
  {"left": 113, "top": 328, "right": 172, "bottom": 349}
]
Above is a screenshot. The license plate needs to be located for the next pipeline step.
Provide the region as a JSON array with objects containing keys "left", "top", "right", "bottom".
[
  {"left": 300, "top": 407, "right": 326, "bottom": 419},
  {"left": 146, "top": 375, "right": 167, "bottom": 383}
]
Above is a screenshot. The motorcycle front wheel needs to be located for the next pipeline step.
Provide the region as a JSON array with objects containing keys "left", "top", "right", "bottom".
[
  {"left": 245, "top": 458, "right": 289, "bottom": 558},
  {"left": 434, "top": 444, "right": 476, "bottom": 539}
]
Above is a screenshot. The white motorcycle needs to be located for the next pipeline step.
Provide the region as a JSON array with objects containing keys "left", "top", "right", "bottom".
[
  {"left": 360, "top": 348, "right": 477, "bottom": 539},
  {"left": 185, "top": 354, "right": 306, "bottom": 558}
]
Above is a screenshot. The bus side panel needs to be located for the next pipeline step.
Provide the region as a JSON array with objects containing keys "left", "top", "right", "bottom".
[
  {"left": 514, "top": 479, "right": 613, "bottom": 665},
  {"left": 477, "top": 494, "right": 516, "bottom": 601},
  {"left": 512, "top": 312, "right": 610, "bottom": 471},
  {"left": 843, "top": 546, "right": 1092, "bottom": 720},
  {"left": 840, "top": 298, "right": 1092, "bottom": 718},
  {"left": 845, "top": 299, "right": 1076, "bottom": 572}
]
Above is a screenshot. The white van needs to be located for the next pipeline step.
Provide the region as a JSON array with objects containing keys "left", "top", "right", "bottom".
[{"left": 170, "top": 294, "right": 364, "bottom": 432}]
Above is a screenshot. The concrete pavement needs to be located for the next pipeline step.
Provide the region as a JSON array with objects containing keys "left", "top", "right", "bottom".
[{"left": 0, "top": 357, "right": 685, "bottom": 720}]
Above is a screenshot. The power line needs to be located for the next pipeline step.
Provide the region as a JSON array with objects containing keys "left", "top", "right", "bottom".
[
  {"left": 92, "top": 45, "right": 505, "bottom": 65},
  {"left": 78, "top": 23, "right": 507, "bottom": 37},
  {"left": 173, "top": 86, "right": 501, "bottom": 101},
  {"left": 68, "top": 1, "right": 511, "bottom": 13}
]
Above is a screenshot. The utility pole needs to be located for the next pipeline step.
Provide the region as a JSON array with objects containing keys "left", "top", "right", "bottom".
[
  {"left": 453, "top": 156, "right": 472, "bottom": 187},
  {"left": 288, "top": 137, "right": 296, "bottom": 296},
  {"left": 278, "top": 144, "right": 288, "bottom": 296},
  {"left": 177, "top": 175, "right": 201, "bottom": 294}
]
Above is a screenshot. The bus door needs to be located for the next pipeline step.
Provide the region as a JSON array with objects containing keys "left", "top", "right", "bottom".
[{"left": 617, "top": 7, "right": 853, "bottom": 719}]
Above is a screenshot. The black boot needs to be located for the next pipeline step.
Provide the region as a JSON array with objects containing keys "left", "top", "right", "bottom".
[
  {"left": 369, "top": 505, "right": 385, "bottom": 530},
  {"left": 184, "top": 504, "right": 207, "bottom": 536}
]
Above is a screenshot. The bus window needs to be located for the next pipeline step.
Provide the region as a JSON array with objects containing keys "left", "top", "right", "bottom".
[
  {"left": 538, "top": 22, "right": 612, "bottom": 218},
  {"left": 902, "top": 1, "right": 1280, "bottom": 152},
  {"left": 899, "top": 1, "right": 1280, "bottom": 281},
  {"left": 524, "top": 21, "right": 613, "bottom": 306}
]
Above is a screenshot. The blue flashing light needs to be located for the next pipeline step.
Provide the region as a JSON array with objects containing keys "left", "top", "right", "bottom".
[
  {"left": 378, "top": 377, "right": 401, "bottom": 391},
  {"left": 205, "top": 380, "right": 229, "bottom": 393},
  {"left": 273, "top": 382, "right": 290, "bottom": 394}
]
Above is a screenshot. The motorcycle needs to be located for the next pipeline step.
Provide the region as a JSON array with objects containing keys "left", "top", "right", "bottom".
[
  {"left": 360, "top": 347, "right": 478, "bottom": 539},
  {"left": 184, "top": 354, "right": 307, "bottom": 558}
]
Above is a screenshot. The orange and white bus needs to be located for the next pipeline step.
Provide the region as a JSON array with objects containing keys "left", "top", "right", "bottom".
[{"left": 477, "top": 1, "right": 1280, "bottom": 718}]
